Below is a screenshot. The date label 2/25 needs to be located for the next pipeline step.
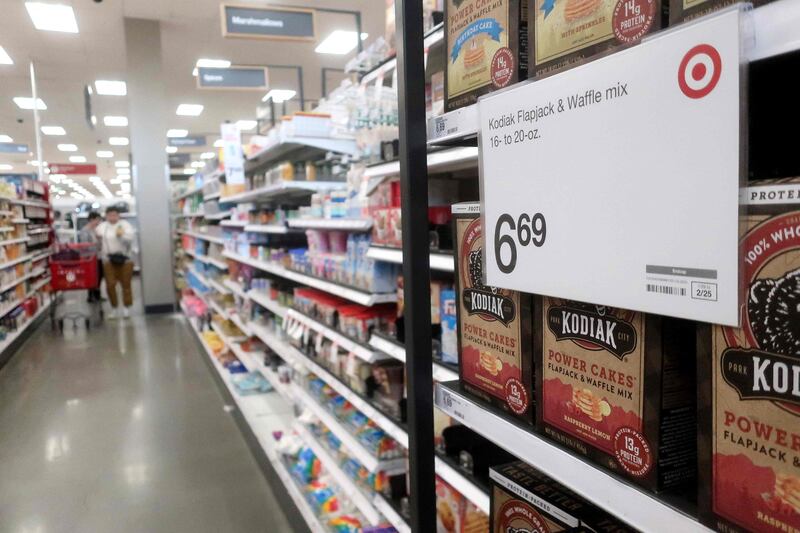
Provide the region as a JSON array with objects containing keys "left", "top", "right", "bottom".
[
  {"left": 691, "top": 281, "right": 718, "bottom": 301},
  {"left": 493, "top": 212, "right": 547, "bottom": 274}
]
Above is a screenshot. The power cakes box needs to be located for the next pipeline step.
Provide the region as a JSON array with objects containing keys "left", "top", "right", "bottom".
[
  {"left": 698, "top": 178, "right": 800, "bottom": 533},
  {"left": 453, "top": 203, "right": 534, "bottom": 424},
  {"left": 534, "top": 297, "right": 697, "bottom": 492},
  {"left": 489, "top": 461, "right": 634, "bottom": 532},
  {"left": 444, "top": 0, "right": 530, "bottom": 111}
]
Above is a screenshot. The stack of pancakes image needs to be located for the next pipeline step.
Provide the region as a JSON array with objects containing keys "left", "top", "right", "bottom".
[{"left": 563, "top": 0, "right": 602, "bottom": 22}]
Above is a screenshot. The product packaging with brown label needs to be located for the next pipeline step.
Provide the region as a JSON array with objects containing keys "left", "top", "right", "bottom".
[
  {"left": 669, "top": 0, "right": 772, "bottom": 25},
  {"left": 453, "top": 203, "right": 534, "bottom": 424},
  {"left": 490, "top": 461, "right": 634, "bottom": 532},
  {"left": 530, "top": 0, "right": 665, "bottom": 76},
  {"left": 535, "top": 297, "right": 696, "bottom": 492},
  {"left": 698, "top": 178, "right": 800, "bottom": 533},
  {"left": 445, "top": 0, "right": 530, "bottom": 111}
]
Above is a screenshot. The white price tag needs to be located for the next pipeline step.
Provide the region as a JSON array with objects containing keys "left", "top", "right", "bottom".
[
  {"left": 437, "top": 388, "right": 471, "bottom": 423},
  {"left": 478, "top": 8, "right": 744, "bottom": 326}
]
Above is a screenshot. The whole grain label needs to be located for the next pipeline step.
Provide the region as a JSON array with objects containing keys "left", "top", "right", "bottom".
[
  {"left": 713, "top": 207, "right": 800, "bottom": 532},
  {"left": 447, "top": 0, "right": 511, "bottom": 100},
  {"left": 457, "top": 215, "right": 528, "bottom": 414},
  {"left": 493, "top": 488, "right": 566, "bottom": 533},
  {"left": 542, "top": 298, "right": 647, "bottom": 468}
]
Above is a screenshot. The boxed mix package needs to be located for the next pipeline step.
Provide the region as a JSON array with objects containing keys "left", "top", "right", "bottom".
[
  {"left": 530, "top": 0, "right": 664, "bottom": 77},
  {"left": 699, "top": 178, "right": 800, "bottom": 532},
  {"left": 535, "top": 297, "right": 696, "bottom": 492},
  {"left": 490, "top": 461, "right": 634, "bottom": 532},
  {"left": 670, "top": 0, "right": 772, "bottom": 25},
  {"left": 445, "top": 0, "right": 529, "bottom": 111},
  {"left": 453, "top": 203, "right": 534, "bottom": 424},
  {"left": 436, "top": 475, "right": 489, "bottom": 533}
]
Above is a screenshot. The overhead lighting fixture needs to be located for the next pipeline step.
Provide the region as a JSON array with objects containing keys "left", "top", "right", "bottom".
[
  {"left": 191, "top": 161, "right": 205, "bottom": 168},
  {"left": 262, "top": 89, "right": 296, "bottom": 103},
  {"left": 196, "top": 58, "right": 231, "bottom": 69},
  {"left": 94, "top": 80, "right": 127, "bottom": 96},
  {"left": 235, "top": 120, "right": 257, "bottom": 131},
  {"left": 25, "top": 2, "right": 79, "bottom": 33},
  {"left": 115, "top": 161, "right": 129, "bottom": 168},
  {"left": 0, "top": 46, "right": 13, "bottom": 65},
  {"left": 109, "top": 136, "right": 129, "bottom": 146},
  {"left": 200, "top": 152, "right": 215, "bottom": 159},
  {"left": 192, "top": 67, "right": 198, "bottom": 77},
  {"left": 167, "top": 129, "right": 188, "bottom": 138},
  {"left": 103, "top": 115, "right": 128, "bottom": 127},
  {"left": 165, "top": 146, "right": 177, "bottom": 154},
  {"left": 96, "top": 150, "right": 113, "bottom": 158},
  {"left": 116, "top": 168, "right": 130, "bottom": 175},
  {"left": 0, "top": 135, "right": 12, "bottom": 143},
  {"left": 176, "top": 104, "right": 204, "bottom": 117},
  {"left": 183, "top": 168, "right": 196, "bottom": 175},
  {"left": 69, "top": 155, "right": 86, "bottom": 163},
  {"left": 314, "top": 30, "right": 363, "bottom": 55},
  {"left": 41, "top": 126, "right": 66, "bottom": 136},
  {"left": 13, "top": 97, "right": 46, "bottom": 110},
  {"left": 213, "top": 139, "right": 224, "bottom": 148},
  {"left": 57, "top": 144, "right": 77, "bottom": 152},
  {"left": 27, "top": 160, "right": 47, "bottom": 167},
  {"left": 0, "top": 164, "right": 12, "bottom": 171}
]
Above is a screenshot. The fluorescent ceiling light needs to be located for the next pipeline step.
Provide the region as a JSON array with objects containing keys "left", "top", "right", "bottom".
[
  {"left": 191, "top": 161, "right": 205, "bottom": 168},
  {"left": 96, "top": 150, "right": 113, "bottom": 158},
  {"left": 57, "top": 144, "right": 77, "bottom": 152},
  {"left": 196, "top": 58, "right": 231, "bottom": 69},
  {"left": 116, "top": 168, "right": 130, "bottom": 175},
  {"left": 27, "top": 160, "right": 47, "bottom": 167},
  {"left": 200, "top": 152, "right": 215, "bottom": 159},
  {"left": 0, "top": 46, "right": 13, "bottom": 65},
  {"left": 103, "top": 115, "right": 128, "bottom": 127},
  {"left": 192, "top": 67, "right": 198, "bottom": 77},
  {"left": 0, "top": 135, "right": 12, "bottom": 143},
  {"left": 315, "top": 30, "right": 361, "bottom": 55},
  {"left": 69, "top": 155, "right": 86, "bottom": 163},
  {"left": 176, "top": 104, "right": 204, "bottom": 117},
  {"left": 115, "top": 161, "right": 129, "bottom": 168},
  {"left": 167, "top": 129, "right": 188, "bottom": 138},
  {"left": 235, "top": 120, "right": 257, "bottom": 131},
  {"left": 262, "top": 89, "right": 296, "bottom": 103},
  {"left": 165, "top": 146, "right": 177, "bottom": 154},
  {"left": 25, "top": 2, "right": 78, "bottom": 33},
  {"left": 94, "top": 80, "right": 127, "bottom": 96},
  {"left": 41, "top": 126, "right": 65, "bottom": 136},
  {"left": 183, "top": 168, "right": 196, "bottom": 175},
  {"left": 13, "top": 97, "right": 46, "bottom": 110},
  {"left": 0, "top": 164, "right": 12, "bottom": 171},
  {"left": 213, "top": 139, "right": 224, "bottom": 148},
  {"left": 109, "top": 136, "right": 129, "bottom": 146},
  {"left": 120, "top": 183, "right": 131, "bottom": 191}
]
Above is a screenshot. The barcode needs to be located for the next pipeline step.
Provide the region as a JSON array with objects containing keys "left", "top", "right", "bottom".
[{"left": 646, "top": 284, "right": 686, "bottom": 296}]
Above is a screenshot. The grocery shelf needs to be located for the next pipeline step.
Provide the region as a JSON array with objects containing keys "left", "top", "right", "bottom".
[
  {"left": 210, "top": 321, "right": 247, "bottom": 348},
  {"left": 0, "top": 228, "right": 13, "bottom": 234},
  {"left": 222, "top": 250, "right": 397, "bottom": 307},
  {"left": 174, "top": 185, "right": 204, "bottom": 200},
  {"left": 366, "top": 246, "right": 454, "bottom": 272},
  {"left": 207, "top": 299, "right": 230, "bottom": 320},
  {"left": 28, "top": 276, "right": 50, "bottom": 294},
  {"left": 287, "top": 218, "right": 373, "bottom": 232},
  {"left": 434, "top": 381, "right": 712, "bottom": 531},
  {"left": 368, "top": 334, "right": 459, "bottom": 383},
  {"left": 247, "top": 290, "right": 287, "bottom": 318},
  {"left": 229, "top": 313, "right": 252, "bottom": 337},
  {"left": 363, "top": 146, "right": 478, "bottom": 182},
  {"left": 220, "top": 219, "right": 248, "bottom": 228},
  {"left": 185, "top": 249, "right": 228, "bottom": 271},
  {"left": 26, "top": 227, "right": 50, "bottom": 235},
  {"left": 173, "top": 212, "right": 204, "bottom": 218},
  {"left": 0, "top": 236, "right": 30, "bottom": 246},
  {"left": 285, "top": 309, "right": 386, "bottom": 363},
  {"left": 0, "top": 299, "right": 51, "bottom": 354},
  {"left": 203, "top": 191, "right": 221, "bottom": 201},
  {"left": 223, "top": 279, "right": 249, "bottom": 299},
  {"left": 243, "top": 224, "right": 292, "bottom": 234},
  {"left": 372, "top": 494, "right": 410, "bottom": 533},
  {"left": 10, "top": 198, "right": 49, "bottom": 208},
  {"left": 11, "top": 219, "right": 29, "bottom": 224},
  {"left": 293, "top": 422, "right": 384, "bottom": 525},
  {"left": 245, "top": 137, "right": 359, "bottom": 174},
  {"left": 0, "top": 254, "right": 34, "bottom": 271},
  {"left": 0, "top": 267, "right": 46, "bottom": 294},
  {"left": 204, "top": 210, "right": 232, "bottom": 220},
  {"left": 433, "top": 455, "right": 490, "bottom": 515},
  {"left": 178, "top": 230, "right": 226, "bottom": 244},
  {"left": 219, "top": 181, "right": 346, "bottom": 205},
  {"left": 206, "top": 277, "right": 230, "bottom": 295},
  {"left": 271, "top": 455, "right": 328, "bottom": 533},
  {"left": 360, "top": 23, "right": 443, "bottom": 85}
]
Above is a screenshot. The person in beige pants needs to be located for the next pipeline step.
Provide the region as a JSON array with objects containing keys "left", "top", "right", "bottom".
[{"left": 95, "top": 207, "right": 135, "bottom": 319}]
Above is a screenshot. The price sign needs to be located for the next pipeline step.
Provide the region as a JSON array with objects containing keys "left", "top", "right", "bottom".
[{"left": 479, "top": 8, "right": 744, "bottom": 326}]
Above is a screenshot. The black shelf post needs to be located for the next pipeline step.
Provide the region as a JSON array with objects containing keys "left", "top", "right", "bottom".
[{"left": 395, "top": 0, "right": 435, "bottom": 531}]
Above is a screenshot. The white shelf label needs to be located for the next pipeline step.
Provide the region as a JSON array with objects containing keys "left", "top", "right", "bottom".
[
  {"left": 437, "top": 387, "right": 471, "bottom": 423},
  {"left": 478, "top": 9, "right": 744, "bottom": 326}
]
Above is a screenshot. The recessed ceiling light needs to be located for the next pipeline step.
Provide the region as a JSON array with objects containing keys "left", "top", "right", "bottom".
[
  {"left": 0, "top": 46, "right": 13, "bottom": 65},
  {"left": 96, "top": 150, "right": 113, "bottom": 158},
  {"left": 94, "top": 80, "right": 127, "bottom": 96},
  {"left": 25, "top": 2, "right": 78, "bottom": 33},
  {"left": 57, "top": 144, "right": 77, "bottom": 152},
  {"left": 109, "top": 137, "right": 129, "bottom": 146},
  {"left": 117, "top": 175, "right": 131, "bottom": 181},
  {"left": 191, "top": 161, "right": 205, "bottom": 168},
  {"left": 213, "top": 139, "right": 224, "bottom": 148},
  {"left": 41, "top": 126, "right": 65, "bottom": 136},
  {"left": 235, "top": 120, "right": 257, "bottom": 131},
  {"left": 165, "top": 146, "right": 177, "bottom": 154},
  {"left": 262, "top": 89, "right": 296, "bottom": 103},
  {"left": 196, "top": 58, "right": 231, "bottom": 69},
  {"left": 0, "top": 164, "right": 12, "bottom": 171},
  {"left": 115, "top": 161, "right": 129, "bottom": 168},
  {"left": 183, "top": 168, "right": 196, "bottom": 175},
  {"left": 117, "top": 168, "right": 130, "bottom": 175},
  {"left": 200, "top": 152, "right": 215, "bottom": 159},
  {"left": 13, "top": 97, "right": 46, "bottom": 110},
  {"left": 176, "top": 104, "right": 204, "bottom": 117},
  {"left": 167, "top": 129, "right": 188, "bottom": 138},
  {"left": 103, "top": 115, "right": 128, "bottom": 127},
  {"left": 69, "top": 155, "right": 86, "bottom": 163},
  {"left": 0, "top": 135, "right": 12, "bottom": 143},
  {"left": 27, "top": 160, "right": 47, "bottom": 167},
  {"left": 315, "top": 30, "right": 362, "bottom": 55}
]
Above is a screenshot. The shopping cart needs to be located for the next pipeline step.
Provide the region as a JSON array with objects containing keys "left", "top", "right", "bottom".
[{"left": 49, "top": 242, "right": 104, "bottom": 331}]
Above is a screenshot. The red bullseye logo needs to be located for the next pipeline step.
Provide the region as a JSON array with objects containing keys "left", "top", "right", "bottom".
[{"left": 678, "top": 44, "right": 721, "bottom": 99}]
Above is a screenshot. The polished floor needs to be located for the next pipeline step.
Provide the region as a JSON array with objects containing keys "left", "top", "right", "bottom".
[{"left": 0, "top": 296, "right": 294, "bottom": 533}]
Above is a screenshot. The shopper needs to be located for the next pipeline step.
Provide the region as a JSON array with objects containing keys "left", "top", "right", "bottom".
[
  {"left": 96, "top": 207, "right": 135, "bottom": 319},
  {"left": 78, "top": 211, "right": 104, "bottom": 303}
]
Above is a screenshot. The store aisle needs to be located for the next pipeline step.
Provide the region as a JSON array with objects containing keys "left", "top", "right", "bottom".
[{"left": 0, "top": 311, "right": 295, "bottom": 533}]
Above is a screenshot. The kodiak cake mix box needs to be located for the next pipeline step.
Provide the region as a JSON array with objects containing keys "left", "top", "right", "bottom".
[
  {"left": 535, "top": 297, "right": 696, "bottom": 492},
  {"left": 453, "top": 203, "right": 534, "bottom": 424},
  {"left": 445, "top": 0, "right": 529, "bottom": 111},
  {"left": 490, "top": 461, "right": 634, "bottom": 532},
  {"left": 531, "top": 0, "right": 665, "bottom": 76},
  {"left": 699, "top": 178, "right": 800, "bottom": 533}
]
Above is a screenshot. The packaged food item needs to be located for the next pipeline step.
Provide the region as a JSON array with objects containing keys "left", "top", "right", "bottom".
[
  {"left": 490, "top": 461, "right": 634, "bottom": 532},
  {"left": 530, "top": 0, "right": 663, "bottom": 77},
  {"left": 670, "top": 0, "right": 772, "bottom": 25},
  {"left": 453, "top": 203, "right": 534, "bottom": 424},
  {"left": 437, "top": 475, "right": 490, "bottom": 533},
  {"left": 535, "top": 297, "right": 696, "bottom": 491},
  {"left": 431, "top": 71, "right": 445, "bottom": 117},
  {"left": 699, "top": 178, "right": 800, "bottom": 533},
  {"left": 441, "top": 288, "right": 458, "bottom": 365},
  {"left": 445, "top": 0, "right": 529, "bottom": 111}
]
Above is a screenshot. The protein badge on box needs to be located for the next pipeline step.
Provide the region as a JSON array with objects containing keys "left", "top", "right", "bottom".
[
  {"left": 453, "top": 203, "right": 534, "bottom": 424},
  {"left": 535, "top": 297, "right": 696, "bottom": 492},
  {"left": 699, "top": 178, "right": 800, "bottom": 533}
]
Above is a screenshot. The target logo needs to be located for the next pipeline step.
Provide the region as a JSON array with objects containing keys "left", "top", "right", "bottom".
[{"left": 678, "top": 44, "right": 721, "bottom": 99}]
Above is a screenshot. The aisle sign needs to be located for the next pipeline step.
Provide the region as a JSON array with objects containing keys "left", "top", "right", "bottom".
[
  {"left": 197, "top": 66, "right": 268, "bottom": 90},
  {"left": 220, "top": 123, "right": 245, "bottom": 185},
  {"left": 478, "top": 8, "right": 743, "bottom": 326},
  {"left": 0, "top": 143, "right": 28, "bottom": 154},
  {"left": 49, "top": 163, "right": 97, "bottom": 175},
  {"left": 221, "top": 5, "right": 315, "bottom": 41},
  {"left": 168, "top": 136, "right": 206, "bottom": 147}
]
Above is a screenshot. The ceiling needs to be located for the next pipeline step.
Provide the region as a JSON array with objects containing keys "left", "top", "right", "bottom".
[{"left": 0, "top": 0, "right": 384, "bottom": 200}]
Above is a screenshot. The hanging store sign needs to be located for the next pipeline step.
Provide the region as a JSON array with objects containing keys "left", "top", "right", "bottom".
[
  {"left": 220, "top": 123, "right": 244, "bottom": 185},
  {"left": 48, "top": 163, "right": 98, "bottom": 175},
  {"left": 0, "top": 143, "right": 29, "bottom": 154},
  {"left": 168, "top": 153, "right": 191, "bottom": 168},
  {"left": 197, "top": 66, "right": 269, "bottom": 90},
  {"left": 168, "top": 136, "right": 206, "bottom": 147},
  {"left": 478, "top": 8, "right": 744, "bottom": 326},
  {"left": 221, "top": 5, "right": 315, "bottom": 41}
]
